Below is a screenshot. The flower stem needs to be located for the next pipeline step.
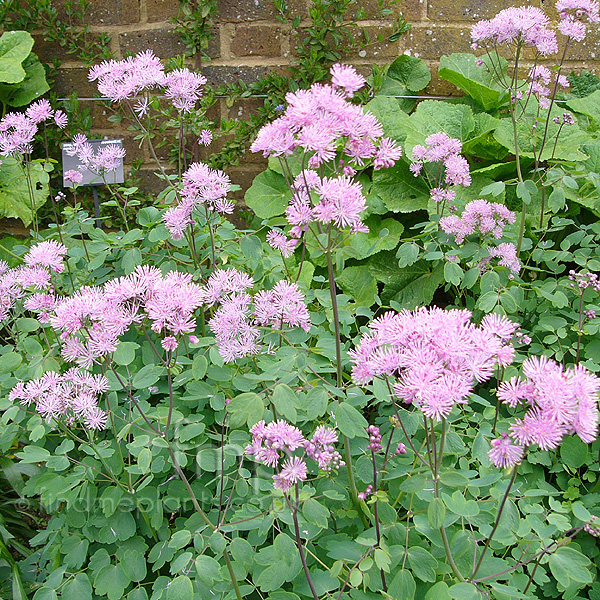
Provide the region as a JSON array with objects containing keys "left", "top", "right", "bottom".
[{"left": 471, "top": 464, "right": 519, "bottom": 580}]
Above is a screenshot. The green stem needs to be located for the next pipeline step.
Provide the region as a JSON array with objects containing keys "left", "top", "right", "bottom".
[{"left": 471, "top": 464, "right": 519, "bottom": 580}]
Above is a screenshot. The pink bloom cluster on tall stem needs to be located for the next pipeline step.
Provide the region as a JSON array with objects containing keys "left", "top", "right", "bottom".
[
  {"left": 489, "top": 356, "right": 600, "bottom": 467},
  {"left": 556, "top": 0, "right": 599, "bottom": 41},
  {"left": 0, "top": 241, "right": 67, "bottom": 322},
  {"left": 50, "top": 266, "right": 204, "bottom": 368},
  {"left": 206, "top": 269, "right": 311, "bottom": 362},
  {"left": 0, "top": 100, "right": 67, "bottom": 157},
  {"left": 471, "top": 6, "right": 558, "bottom": 55},
  {"left": 349, "top": 307, "right": 518, "bottom": 421},
  {"left": 440, "top": 199, "right": 516, "bottom": 243},
  {"left": 162, "top": 162, "right": 232, "bottom": 240},
  {"left": 246, "top": 420, "right": 343, "bottom": 491},
  {"left": 411, "top": 132, "right": 471, "bottom": 193},
  {"left": 10, "top": 369, "right": 109, "bottom": 430},
  {"left": 88, "top": 50, "right": 167, "bottom": 101},
  {"left": 251, "top": 64, "right": 401, "bottom": 170}
]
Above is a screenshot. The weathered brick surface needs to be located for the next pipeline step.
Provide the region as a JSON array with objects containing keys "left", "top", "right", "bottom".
[
  {"left": 231, "top": 25, "right": 282, "bottom": 57},
  {"left": 146, "top": 0, "right": 180, "bottom": 22},
  {"left": 217, "top": 0, "right": 306, "bottom": 22},
  {"left": 86, "top": 0, "right": 141, "bottom": 25},
  {"left": 403, "top": 26, "right": 473, "bottom": 60},
  {"left": 53, "top": 68, "right": 98, "bottom": 98},
  {"left": 201, "top": 65, "right": 273, "bottom": 87},
  {"left": 427, "top": 0, "right": 527, "bottom": 21},
  {"left": 120, "top": 27, "right": 188, "bottom": 58},
  {"left": 348, "top": 0, "right": 425, "bottom": 21}
]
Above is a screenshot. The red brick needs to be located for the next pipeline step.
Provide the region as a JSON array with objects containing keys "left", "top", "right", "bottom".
[
  {"left": 146, "top": 0, "right": 180, "bottom": 22},
  {"left": 217, "top": 0, "right": 306, "bottom": 22},
  {"left": 348, "top": 0, "right": 424, "bottom": 21},
  {"left": 402, "top": 25, "right": 473, "bottom": 60},
  {"left": 231, "top": 25, "right": 282, "bottom": 57},
  {"left": 427, "top": 0, "right": 526, "bottom": 21},
  {"left": 86, "top": 0, "right": 141, "bottom": 25},
  {"left": 119, "top": 27, "right": 187, "bottom": 58}
]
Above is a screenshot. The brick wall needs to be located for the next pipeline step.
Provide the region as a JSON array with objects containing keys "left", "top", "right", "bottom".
[{"left": 30, "top": 0, "right": 600, "bottom": 197}]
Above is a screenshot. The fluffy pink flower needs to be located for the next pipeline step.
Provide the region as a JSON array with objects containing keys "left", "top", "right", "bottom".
[
  {"left": 471, "top": 6, "right": 558, "bottom": 55},
  {"left": 330, "top": 63, "right": 366, "bottom": 97},
  {"left": 24, "top": 241, "right": 67, "bottom": 273},
  {"left": 488, "top": 433, "right": 524, "bottom": 468}
]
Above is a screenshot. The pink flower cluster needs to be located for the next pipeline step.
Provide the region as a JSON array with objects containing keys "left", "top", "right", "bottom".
[
  {"left": 525, "top": 66, "right": 570, "bottom": 108},
  {"left": 206, "top": 269, "right": 311, "bottom": 363},
  {"left": 556, "top": 0, "right": 599, "bottom": 42},
  {"left": 485, "top": 243, "right": 521, "bottom": 275},
  {"left": 569, "top": 270, "right": 600, "bottom": 292},
  {"left": 267, "top": 169, "right": 369, "bottom": 253},
  {"left": 162, "top": 162, "right": 232, "bottom": 240},
  {"left": 366, "top": 424, "right": 382, "bottom": 452},
  {"left": 440, "top": 199, "right": 516, "bottom": 244},
  {"left": 251, "top": 64, "right": 401, "bottom": 170},
  {"left": 0, "top": 241, "right": 67, "bottom": 322},
  {"left": 246, "top": 421, "right": 343, "bottom": 492},
  {"left": 471, "top": 6, "right": 558, "bottom": 55},
  {"left": 0, "top": 100, "right": 67, "bottom": 157},
  {"left": 50, "top": 266, "right": 204, "bottom": 368},
  {"left": 410, "top": 132, "right": 471, "bottom": 195},
  {"left": 10, "top": 369, "right": 109, "bottom": 430},
  {"left": 349, "top": 308, "right": 518, "bottom": 421},
  {"left": 489, "top": 356, "right": 600, "bottom": 468},
  {"left": 89, "top": 50, "right": 206, "bottom": 113},
  {"left": 65, "top": 134, "right": 126, "bottom": 176}
]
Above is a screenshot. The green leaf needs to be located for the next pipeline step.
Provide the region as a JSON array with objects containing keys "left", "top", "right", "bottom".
[
  {"left": 93, "top": 564, "right": 130, "bottom": 600},
  {"left": 378, "top": 55, "right": 431, "bottom": 112},
  {"left": 192, "top": 354, "right": 208, "bottom": 379},
  {"left": 407, "top": 546, "right": 438, "bottom": 582},
  {"left": 425, "top": 582, "right": 452, "bottom": 600},
  {"left": 346, "top": 217, "right": 404, "bottom": 259},
  {"left": 120, "top": 550, "right": 147, "bottom": 582},
  {"left": 391, "top": 264, "right": 444, "bottom": 310},
  {"left": 388, "top": 570, "right": 415, "bottom": 600},
  {"left": 272, "top": 384, "right": 299, "bottom": 422},
  {"left": 0, "top": 53, "right": 49, "bottom": 107},
  {"left": 61, "top": 574, "right": 93, "bottom": 600},
  {"left": 338, "top": 266, "right": 378, "bottom": 306},
  {"left": 113, "top": 341, "right": 139, "bottom": 366},
  {"left": 166, "top": 576, "right": 194, "bottom": 600},
  {"left": 547, "top": 546, "right": 592, "bottom": 588},
  {"left": 428, "top": 497, "right": 446, "bottom": 529},
  {"left": 195, "top": 556, "right": 223, "bottom": 586},
  {"left": 567, "top": 89, "right": 600, "bottom": 123},
  {"left": 137, "top": 447, "right": 152, "bottom": 474},
  {"left": 245, "top": 169, "right": 290, "bottom": 218},
  {"left": 444, "top": 261, "right": 463, "bottom": 286},
  {"left": 448, "top": 582, "right": 484, "bottom": 599},
  {"left": 15, "top": 445, "right": 50, "bottom": 463},
  {"left": 396, "top": 242, "right": 420, "bottom": 267},
  {"left": 370, "top": 159, "right": 430, "bottom": 213},
  {"left": 302, "top": 387, "right": 328, "bottom": 420},
  {"left": 302, "top": 498, "right": 329, "bottom": 529},
  {"left": 385, "top": 55, "right": 431, "bottom": 92},
  {"left": 560, "top": 435, "right": 588, "bottom": 469},
  {"left": 132, "top": 364, "right": 164, "bottom": 389},
  {"left": 0, "top": 157, "right": 50, "bottom": 225},
  {"left": 32, "top": 588, "right": 57, "bottom": 600},
  {"left": 438, "top": 53, "right": 507, "bottom": 110},
  {"left": 227, "top": 392, "right": 264, "bottom": 428},
  {"left": 406, "top": 100, "right": 475, "bottom": 151},
  {"left": 0, "top": 31, "right": 34, "bottom": 84},
  {"left": 0, "top": 351, "right": 22, "bottom": 373},
  {"left": 334, "top": 402, "right": 368, "bottom": 438}
]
